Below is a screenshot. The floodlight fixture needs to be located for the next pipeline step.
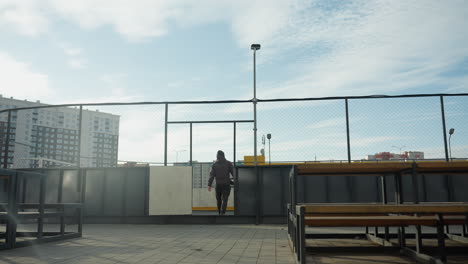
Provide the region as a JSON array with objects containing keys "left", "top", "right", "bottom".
[{"left": 251, "top": 44, "right": 261, "bottom": 50}]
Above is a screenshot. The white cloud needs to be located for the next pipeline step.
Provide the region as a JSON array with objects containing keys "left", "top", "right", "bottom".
[
  {"left": 260, "top": 0, "right": 468, "bottom": 98},
  {"left": 68, "top": 57, "right": 87, "bottom": 69},
  {"left": 58, "top": 43, "right": 87, "bottom": 69},
  {"left": 0, "top": 51, "right": 51, "bottom": 99},
  {"left": 307, "top": 118, "right": 344, "bottom": 130},
  {"left": 63, "top": 47, "right": 82, "bottom": 56},
  {"left": 0, "top": 0, "right": 49, "bottom": 36},
  {"left": 0, "top": 0, "right": 302, "bottom": 42}
]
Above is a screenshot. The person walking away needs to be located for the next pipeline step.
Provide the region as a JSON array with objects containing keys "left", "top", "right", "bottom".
[{"left": 208, "top": 150, "right": 233, "bottom": 215}]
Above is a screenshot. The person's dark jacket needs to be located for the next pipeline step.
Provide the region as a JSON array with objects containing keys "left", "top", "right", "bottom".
[{"left": 208, "top": 158, "right": 233, "bottom": 187}]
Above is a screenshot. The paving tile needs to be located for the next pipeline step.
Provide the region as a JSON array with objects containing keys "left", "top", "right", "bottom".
[{"left": 0, "top": 224, "right": 295, "bottom": 264}]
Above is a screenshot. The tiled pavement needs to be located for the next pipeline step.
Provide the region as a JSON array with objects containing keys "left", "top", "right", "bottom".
[
  {"left": 0, "top": 225, "right": 295, "bottom": 264},
  {"left": 2, "top": 225, "right": 467, "bottom": 263}
]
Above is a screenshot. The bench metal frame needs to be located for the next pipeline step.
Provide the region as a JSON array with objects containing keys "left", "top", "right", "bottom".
[
  {"left": 0, "top": 168, "right": 84, "bottom": 249},
  {"left": 288, "top": 164, "right": 468, "bottom": 264}
]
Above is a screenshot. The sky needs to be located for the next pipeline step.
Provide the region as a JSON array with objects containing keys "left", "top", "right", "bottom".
[{"left": 1, "top": 0, "right": 468, "bottom": 163}]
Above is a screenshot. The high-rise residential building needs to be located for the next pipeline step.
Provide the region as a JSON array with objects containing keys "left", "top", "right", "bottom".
[{"left": 0, "top": 95, "right": 119, "bottom": 168}]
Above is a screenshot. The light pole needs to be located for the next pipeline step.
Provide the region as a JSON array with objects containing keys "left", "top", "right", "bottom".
[
  {"left": 449, "top": 128, "right": 455, "bottom": 161},
  {"left": 267, "top": 133, "right": 271, "bottom": 165},
  {"left": 251, "top": 44, "right": 260, "bottom": 166},
  {"left": 175, "top": 149, "right": 186, "bottom": 163},
  {"left": 392, "top": 145, "right": 406, "bottom": 157}
]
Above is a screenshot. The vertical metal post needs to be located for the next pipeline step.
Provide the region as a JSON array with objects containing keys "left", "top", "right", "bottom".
[
  {"left": 411, "top": 162, "right": 419, "bottom": 204},
  {"left": 77, "top": 106, "right": 83, "bottom": 167},
  {"left": 190, "top": 122, "right": 192, "bottom": 166},
  {"left": 253, "top": 50, "right": 258, "bottom": 166},
  {"left": 122, "top": 169, "right": 128, "bottom": 223},
  {"left": 78, "top": 169, "right": 86, "bottom": 235},
  {"left": 3, "top": 110, "right": 12, "bottom": 168},
  {"left": 6, "top": 171, "right": 18, "bottom": 248},
  {"left": 59, "top": 173, "right": 65, "bottom": 234},
  {"left": 233, "top": 122, "right": 236, "bottom": 166},
  {"left": 440, "top": 96, "right": 449, "bottom": 162},
  {"left": 436, "top": 214, "right": 447, "bottom": 262},
  {"left": 38, "top": 174, "right": 46, "bottom": 238},
  {"left": 345, "top": 99, "right": 351, "bottom": 163},
  {"left": 380, "top": 175, "right": 388, "bottom": 204},
  {"left": 164, "top": 103, "right": 168, "bottom": 166}
]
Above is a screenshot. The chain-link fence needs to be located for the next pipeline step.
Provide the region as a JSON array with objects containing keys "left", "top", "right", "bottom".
[{"left": 1, "top": 94, "right": 467, "bottom": 169}]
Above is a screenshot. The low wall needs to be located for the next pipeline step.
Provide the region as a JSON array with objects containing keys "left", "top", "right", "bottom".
[{"left": 192, "top": 187, "right": 234, "bottom": 209}]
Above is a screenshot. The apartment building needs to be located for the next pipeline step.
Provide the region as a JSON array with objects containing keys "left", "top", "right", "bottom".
[{"left": 0, "top": 95, "right": 119, "bottom": 168}]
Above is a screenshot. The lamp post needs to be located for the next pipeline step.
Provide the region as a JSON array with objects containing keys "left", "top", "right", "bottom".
[
  {"left": 267, "top": 133, "right": 271, "bottom": 165},
  {"left": 175, "top": 149, "right": 186, "bottom": 163},
  {"left": 251, "top": 44, "right": 261, "bottom": 166},
  {"left": 449, "top": 128, "right": 455, "bottom": 161},
  {"left": 392, "top": 145, "right": 406, "bottom": 157}
]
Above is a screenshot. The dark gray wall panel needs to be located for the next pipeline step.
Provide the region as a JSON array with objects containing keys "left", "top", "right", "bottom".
[
  {"left": 62, "top": 170, "right": 79, "bottom": 203},
  {"left": 424, "top": 174, "right": 449, "bottom": 202},
  {"left": 45, "top": 170, "right": 60, "bottom": 203},
  {"left": 236, "top": 167, "right": 256, "bottom": 215},
  {"left": 24, "top": 177, "right": 40, "bottom": 203},
  {"left": 384, "top": 175, "right": 396, "bottom": 203},
  {"left": 261, "top": 168, "right": 283, "bottom": 216},
  {"left": 328, "top": 176, "right": 351, "bottom": 203},
  {"left": 125, "top": 168, "right": 147, "bottom": 216},
  {"left": 84, "top": 169, "right": 104, "bottom": 216},
  {"left": 103, "top": 168, "right": 124, "bottom": 216},
  {"left": 353, "top": 176, "right": 379, "bottom": 203},
  {"left": 451, "top": 175, "right": 468, "bottom": 202},
  {"left": 0, "top": 178, "right": 7, "bottom": 203},
  {"left": 303, "top": 176, "right": 327, "bottom": 203}
]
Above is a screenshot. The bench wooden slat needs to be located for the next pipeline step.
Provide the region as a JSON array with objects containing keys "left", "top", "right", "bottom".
[
  {"left": 299, "top": 204, "right": 468, "bottom": 214},
  {"left": 304, "top": 216, "right": 438, "bottom": 227}
]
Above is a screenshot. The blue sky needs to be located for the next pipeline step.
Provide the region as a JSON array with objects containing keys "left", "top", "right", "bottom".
[{"left": 1, "top": 0, "right": 468, "bottom": 163}]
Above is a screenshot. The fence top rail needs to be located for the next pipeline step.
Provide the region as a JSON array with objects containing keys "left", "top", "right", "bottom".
[
  {"left": 297, "top": 203, "right": 468, "bottom": 214},
  {"left": 296, "top": 161, "right": 468, "bottom": 175},
  {"left": 1, "top": 93, "right": 468, "bottom": 113}
]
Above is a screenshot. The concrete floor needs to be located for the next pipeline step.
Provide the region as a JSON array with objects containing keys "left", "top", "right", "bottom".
[
  {"left": 0, "top": 224, "right": 294, "bottom": 264},
  {"left": 1, "top": 225, "right": 467, "bottom": 264}
]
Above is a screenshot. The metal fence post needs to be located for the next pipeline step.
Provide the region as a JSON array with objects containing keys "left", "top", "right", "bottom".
[
  {"left": 233, "top": 122, "right": 236, "bottom": 166},
  {"left": 345, "top": 99, "right": 351, "bottom": 163},
  {"left": 3, "top": 110, "right": 12, "bottom": 168},
  {"left": 440, "top": 96, "right": 450, "bottom": 162},
  {"left": 78, "top": 106, "right": 83, "bottom": 167},
  {"left": 164, "top": 103, "right": 168, "bottom": 166},
  {"left": 189, "top": 122, "right": 193, "bottom": 166}
]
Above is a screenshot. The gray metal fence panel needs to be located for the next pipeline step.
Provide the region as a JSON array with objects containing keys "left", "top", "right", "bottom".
[
  {"left": 45, "top": 170, "right": 60, "bottom": 203},
  {"left": 424, "top": 174, "right": 450, "bottom": 202},
  {"left": 352, "top": 176, "right": 380, "bottom": 203},
  {"left": 62, "top": 169, "right": 80, "bottom": 203},
  {"left": 236, "top": 167, "right": 257, "bottom": 215},
  {"left": 124, "top": 167, "right": 147, "bottom": 216},
  {"left": 103, "top": 168, "right": 125, "bottom": 216},
  {"left": 328, "top": 176, "right": 352, "bottom": 203},
  {"left": 84, "top": 169, "right": 104, "bottom": 216},
  {"left": 261, "top": 167, "right": 289, "bottom": 216},
  {"left": 303, "top": 176, "right": 327, "bottom": 203},
  {"left": 451, "top": 175, "right": 468, "bottom": 202}
]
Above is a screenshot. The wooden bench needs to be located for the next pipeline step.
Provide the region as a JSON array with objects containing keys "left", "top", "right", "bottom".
[{"left": 288, "top": 203, "right": 468, "bottom": 264}]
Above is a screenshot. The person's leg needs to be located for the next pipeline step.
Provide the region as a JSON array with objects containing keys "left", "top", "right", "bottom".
[
  {"left": 215, "top": 186, "right": 222, "bottom": 215},
  {"left": 221, "top": 185, "right": 231, "bottom": 215}
]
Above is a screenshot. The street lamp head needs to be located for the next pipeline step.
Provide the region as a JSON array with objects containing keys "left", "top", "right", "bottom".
[
  {"left": 449, "top": 128, "right": 455, "bottom": 135},
  {"left": 251, "top": 44, "right": 261, "bottom": 50}
]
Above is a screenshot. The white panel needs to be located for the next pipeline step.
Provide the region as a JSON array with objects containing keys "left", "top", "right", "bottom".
[{"left": 149, "top": 166, "right": 192, "bottom": 215}]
